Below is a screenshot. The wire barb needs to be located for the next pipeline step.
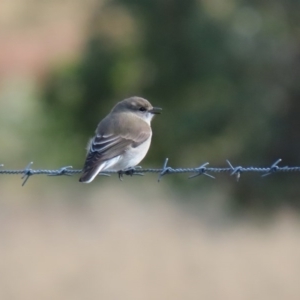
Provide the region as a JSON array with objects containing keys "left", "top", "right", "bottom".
[
  {"left": 261, "top": 159, "right": 282, "bottom": 177},
  {"left": 189, "top": 162, "right": 215, "bottom": 179},
  {"left": 47, "top": 166, "right": 74, "bottom": 176},
  {"left": 158, "top": 158, "right": 173, "bottom": 182},
  {"left": 21, "top": 162, "right": 34, "bottom": 186},
  {"left": 227, "top": 160, "right": 242, "bottom": 181}
]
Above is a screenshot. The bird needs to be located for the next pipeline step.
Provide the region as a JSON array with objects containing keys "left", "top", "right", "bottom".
[{"left": 79, "top": 96, "right": 162, "bottom": 183}]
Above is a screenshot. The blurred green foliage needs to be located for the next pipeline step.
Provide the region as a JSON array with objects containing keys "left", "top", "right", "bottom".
[{"left": 42, "top": 0, "right": 300, "bottom": 213}]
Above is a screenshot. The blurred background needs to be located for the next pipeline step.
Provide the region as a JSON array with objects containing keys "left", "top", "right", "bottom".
[{"left": 1, "top": 0, "right": 300, "bottom": 299}]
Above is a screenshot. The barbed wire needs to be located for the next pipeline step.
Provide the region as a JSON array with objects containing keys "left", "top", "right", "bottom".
[{"left": 1, "top": 158, "right": 300, "bottom": 186}]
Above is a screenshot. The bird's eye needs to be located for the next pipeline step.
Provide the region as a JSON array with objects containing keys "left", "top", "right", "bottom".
[{"left": 139, "top": 107, "right": 146, "bottom": 112}]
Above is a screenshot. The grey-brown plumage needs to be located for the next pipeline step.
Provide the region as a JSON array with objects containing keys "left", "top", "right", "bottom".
[{"left": 79, "top": 97, "right": 161, "bottom": 183}]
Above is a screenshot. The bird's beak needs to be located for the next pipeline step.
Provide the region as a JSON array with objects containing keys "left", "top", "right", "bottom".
[{"left": 149, "top": 107, "right": 162, "bottom": 114}]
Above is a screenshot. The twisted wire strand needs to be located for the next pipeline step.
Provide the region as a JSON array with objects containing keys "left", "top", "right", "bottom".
[{"left": 0, "top": 158, "right": 299, "bottom": 186}]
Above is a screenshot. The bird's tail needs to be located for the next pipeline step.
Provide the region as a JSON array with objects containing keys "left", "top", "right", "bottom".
[{"left": 79, "top": 164, "right": 103, "bottom": 183}]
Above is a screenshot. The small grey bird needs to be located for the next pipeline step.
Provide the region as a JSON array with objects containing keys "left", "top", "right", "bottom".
[{"left": 79, "top": 96, "right": 162, "bottom": 183}]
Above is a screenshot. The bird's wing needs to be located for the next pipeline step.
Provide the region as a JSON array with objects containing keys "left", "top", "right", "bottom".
[{"left": 79, "top": 121, "right": 151, "bottom": 183}]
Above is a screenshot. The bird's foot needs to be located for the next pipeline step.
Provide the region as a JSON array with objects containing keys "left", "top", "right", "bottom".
[{"left": 118, "top": 166, "right": 144, "bottom": 181}]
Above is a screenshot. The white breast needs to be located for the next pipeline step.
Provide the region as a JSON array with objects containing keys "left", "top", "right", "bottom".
[{"left": 103, "top": 135, "right": 152, "bottom": 171}]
